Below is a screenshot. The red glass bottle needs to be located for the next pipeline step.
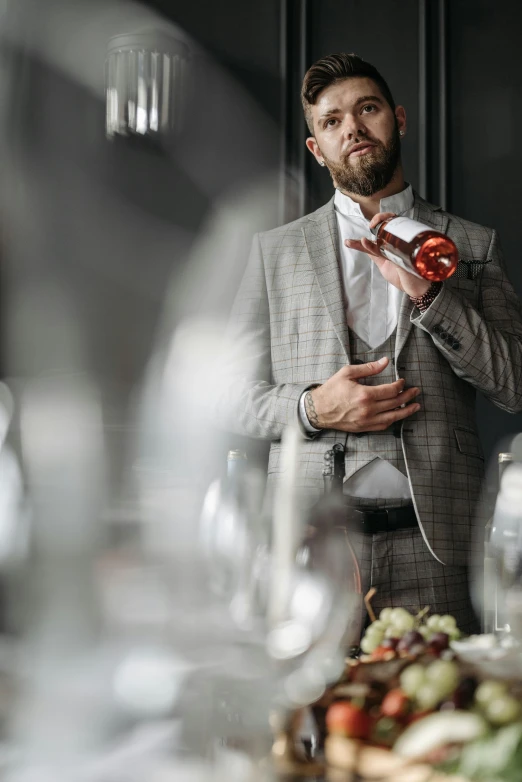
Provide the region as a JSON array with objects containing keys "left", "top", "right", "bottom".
[{"left": 371, "top": 216, "right": 458, "bottom": 282}]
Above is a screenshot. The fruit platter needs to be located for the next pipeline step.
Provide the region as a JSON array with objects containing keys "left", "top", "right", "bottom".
[{"left": 320, "top": 605, "right": 522, "bottom": 781}]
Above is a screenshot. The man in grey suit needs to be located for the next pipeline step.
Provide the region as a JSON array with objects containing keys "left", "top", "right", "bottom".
[{"left": 221, "top": 53, "right": 522, "bottom": 632}]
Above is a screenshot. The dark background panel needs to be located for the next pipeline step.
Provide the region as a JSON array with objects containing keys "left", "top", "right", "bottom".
[
  {"left": 145, "top": 0, "right": 283, "bottom": 123},
  {"left": 307, "top": 0, "right": 420, "bottom": 210},
  {"left": 448, "top": 0, "right": 522, "bottom": 468}
]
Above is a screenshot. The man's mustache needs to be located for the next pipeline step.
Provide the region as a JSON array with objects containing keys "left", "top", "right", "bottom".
[{"left": 341, "top": 136, "right": 382, "bottom": 163}]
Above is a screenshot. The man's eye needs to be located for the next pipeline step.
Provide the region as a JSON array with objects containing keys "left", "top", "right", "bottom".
[
  {"left": 362, "top": 104, "right": 377, "bottom": 113},
  {"left": 324, "top": 118, "right": 339, "bottom": 128}
]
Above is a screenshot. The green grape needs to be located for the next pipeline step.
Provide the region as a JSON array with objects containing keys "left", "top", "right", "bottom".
[
  {"left": 418, "top": 625, "right": 431, "bottom": 640},
  {"left": 400, "top": 664, "right": 426, "bottom": 697},
  {"left": 448, "top": 628, "right": 461, "bottom": 642},
  {"left": 369, "top": 620, "right": 386, "bottom": 633},
  {"left": 395, "top": 617, "right": 415, "bottom": 634},
  {"left": 485, "top": 695, "right": 521, "bottom": 725},
  {"left": 360, "top": 634, "right": 379, "bottom": 654},
  {"left": 389, "top": 608, "right": 415, "bottom": 633},
  {"left": 439, "top": 615, "right": 457, "bottom": 634},
  {"left": 425, "top": 659, "right": 459, "bottom": 698},
  {"left": 390, "top": 607, "right": 413, "bottom": 624},
  {"left": 426, "top": 614, "right": 442, "bottom": 630},
  {"left": 475, "top": 680, "right": 508, "bottom": 707},
  {"left": 379, "top": 607, "right": 393, "bottom": 624},
  {"left": 415, "top": 683, "right": 442, "bottom": 710},
  {"left": 365, "top": 626, "right": 385, "bottom": 645}
]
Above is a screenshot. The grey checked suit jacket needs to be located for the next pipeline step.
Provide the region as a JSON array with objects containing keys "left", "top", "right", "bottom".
[{"left": 219, "top": 192, "right": 522, "bottom": 566}]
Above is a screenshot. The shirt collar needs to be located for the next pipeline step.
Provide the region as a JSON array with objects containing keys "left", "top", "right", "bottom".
[{"left": 334, "top": 183, "right": 414, "bottom": 222}]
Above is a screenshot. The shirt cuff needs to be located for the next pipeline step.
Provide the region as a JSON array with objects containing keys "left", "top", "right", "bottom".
[{"left": 299, "top": 389, "right": 322, "bottom": 434}]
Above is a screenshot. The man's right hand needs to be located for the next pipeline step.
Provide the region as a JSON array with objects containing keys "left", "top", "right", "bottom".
[{"left": 305, "top": 357, "right": 421, "bottom": 432}]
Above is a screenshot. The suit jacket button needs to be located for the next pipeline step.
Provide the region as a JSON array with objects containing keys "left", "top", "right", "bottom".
[
  {"left": 433, "top": 324, "right": 443, "bottom": 334},
  {"left": 440, "top": 331, "right": 448, "bottom": 341},
  {"left": 452, "top": 340, "right": 461, "bottom": 350}
]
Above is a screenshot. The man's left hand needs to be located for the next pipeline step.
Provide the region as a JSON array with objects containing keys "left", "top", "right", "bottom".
[{"left": 344, "top": 211, "right": 431, "bottom": 298}]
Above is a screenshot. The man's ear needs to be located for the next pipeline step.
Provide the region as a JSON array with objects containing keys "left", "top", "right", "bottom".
[
  {"left": 395, "top": 105, "right": 407, "bottom": 135},
  {"left": 306, "top": 136, "right": 324, "bottom": 166}
]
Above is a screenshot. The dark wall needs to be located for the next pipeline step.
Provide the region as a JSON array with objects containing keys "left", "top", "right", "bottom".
[
  {"left": 307, "top": 0, "right": 420, "bottom": 210},
  {"left": 145, "top": 0, "right": 283, "bottom": 124},
  {"left": 448, "top": 0, "right": 522, "bottom": 464}
]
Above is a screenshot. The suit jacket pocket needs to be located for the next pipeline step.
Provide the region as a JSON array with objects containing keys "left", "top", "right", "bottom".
[
  {"left": 454, "top": 426, "right": 484, "bottom": 459},
  {"left": 454, "top": 259, "right": 492, "bottom": 280}
]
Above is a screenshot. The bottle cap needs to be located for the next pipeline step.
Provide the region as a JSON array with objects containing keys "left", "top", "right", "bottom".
[{"left": 227, "top": 449, "right": 247, "bottom": 461}]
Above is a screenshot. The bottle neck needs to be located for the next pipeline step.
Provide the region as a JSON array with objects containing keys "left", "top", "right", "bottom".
[
  {"left": 371, "top": 219, "right": 387, "bottom": 238},
  {"left": 498, "top": 453, "right": 513, "bottom": 486},
  {"left": 226, "top": 450, "right": 247, "bottom": 481}
]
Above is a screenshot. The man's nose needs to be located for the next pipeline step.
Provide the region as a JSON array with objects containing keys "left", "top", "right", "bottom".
[{"left": 342, "top": 115, "right": 366, "bottom": 140}]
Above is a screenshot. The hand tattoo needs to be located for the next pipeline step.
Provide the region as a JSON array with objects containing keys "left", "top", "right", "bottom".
[{"left": 305, "top": 389, "right": 322, "bottom": 428}]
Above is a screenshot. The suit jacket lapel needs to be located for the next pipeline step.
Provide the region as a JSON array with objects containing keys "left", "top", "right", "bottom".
[
  {"left": 303, "top": 199, "right": 350, "bottom": 361},
  {"left": 395, "top": 193, "right": 449, "bottom": 360},
  {"left": 302, "top": 193, "right": 449, "bottom": 364}
]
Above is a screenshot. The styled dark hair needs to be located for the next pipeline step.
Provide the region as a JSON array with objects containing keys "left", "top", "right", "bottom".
[{"left": 301, "top": 53, "right": 396, "bottom": 134}]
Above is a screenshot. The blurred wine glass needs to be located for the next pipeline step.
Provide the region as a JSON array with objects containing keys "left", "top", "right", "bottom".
[{"left": 197, "top": 426, "right": 363, "bottom": 769}]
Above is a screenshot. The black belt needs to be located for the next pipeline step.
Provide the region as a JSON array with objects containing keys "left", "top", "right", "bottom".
[{"left": 346, "top": 504, "right": 418, "bottom": 534}]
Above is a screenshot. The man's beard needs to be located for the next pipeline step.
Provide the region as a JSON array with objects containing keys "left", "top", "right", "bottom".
[{"left": 321, "top": 124, "right": 401, "bottom": 197}]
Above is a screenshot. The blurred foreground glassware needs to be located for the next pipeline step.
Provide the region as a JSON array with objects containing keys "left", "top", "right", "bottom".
[
  {"left": 0, "top": 382, "right": 28, "bottom": 570},
  {"left": 106, "top": 29, "right": 190, "bottom": 141},
  {"left": 484, "top": 452, "right": 513, "bottom": 634},
  {"left": 198, "top": 427, "right": 362, "bottom": 775},
  {"left": 200, "top": 448, "right": 265, "bottom": 627},
  {"left": 489, "top": 458, "right": 522, "bottom": 643},
  {"left": 11, "top": 377, "right": 111, "bottom": 773}
]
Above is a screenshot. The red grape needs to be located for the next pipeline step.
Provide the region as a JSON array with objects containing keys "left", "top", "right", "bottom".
[
  {"left": 427, "top": 632, "right": 450, "bottom": 654},
  {"left": 451, "top": 677, "right": 477, "bottom": 709},
  {"left": 397, "top": 631, "right": 425, "bottom": 653},
  {"left": 381, "top": 637, "right": 400, "bottom": 650}
]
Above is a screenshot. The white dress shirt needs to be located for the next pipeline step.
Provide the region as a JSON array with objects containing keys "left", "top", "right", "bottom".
[{"left": 299, "top": 184, "right": 415, "bottom": 500}]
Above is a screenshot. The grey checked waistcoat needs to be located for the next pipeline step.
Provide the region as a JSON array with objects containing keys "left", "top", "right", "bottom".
[{"left": 344, "top": 327, "right": 408, "bottom": 503}]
